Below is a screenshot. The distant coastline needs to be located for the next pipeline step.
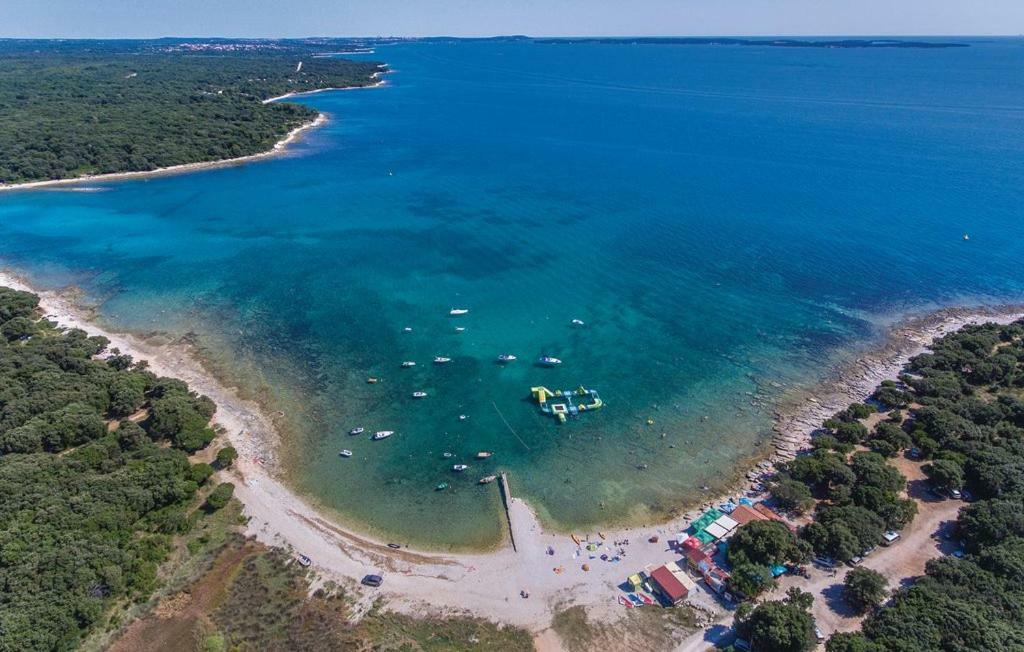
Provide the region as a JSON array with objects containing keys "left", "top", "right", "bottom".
[
  {"left": 533, "top": 37, "right": 969, "bottom": 49},
  {"left": 0, "top": 74, "right": 389, "bottom": 194}
]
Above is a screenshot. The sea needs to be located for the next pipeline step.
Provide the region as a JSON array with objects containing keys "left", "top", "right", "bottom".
[{"left": 2, "top": 37, "right": 1023, "bottom": 549}]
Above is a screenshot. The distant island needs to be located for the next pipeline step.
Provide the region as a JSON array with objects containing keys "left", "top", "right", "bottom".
[
  {"left": 532, "top": 37, "right": 969, "bottom": 49},
  {"left": 0, "top": 39, "right": 384, "bottom": 186}
]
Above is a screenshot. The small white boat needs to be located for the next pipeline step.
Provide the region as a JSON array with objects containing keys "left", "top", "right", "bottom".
[
  {"left": 497, "top": 354, "right": 516, "bottom": 363},
  {"left": 433, "top": 356, "right": 451, "bottom": 364},
  {"left": 454, "top": 326, "right": 466, "bottom": 332},
  {"left": 538, "top": 356, "right": 562, "bottom": 366},
  {"left": 339, "top": 449, "right": 353, "bottom": 457},
  {"left": 403, "top": 327, "right": 413, "bottom": 332},
  {"left": 443, "top": 452, "right": 454, "bottom": 459},
  {"left": 349, "top": 427, "right": 365, "bottom": 436},
  {"left": 452, "top": 464, "right": 469, "bottom": 472},
  {"left": 476, "top": 451, "right": 492, "bottom": 459},
  {"left": 372, "top": 430, "right": 394, "bottom": 440},
  {"left": 412, "top": 391, "right": 428, "bottom": 398},
  {"left": 450, "top": 308, "right": 470, "bottom": 316},
  {"left": 459, "top": 414, "right": 469, "bottom": 421},
  {"left": 571, "top": 319, "right": 585, "bottom": 326},
  {"left": 479, "top": 475, "right": 497, "bottom": 484},
  {"left": 401, "top": 361, "right": 416, "bottom": 368}
]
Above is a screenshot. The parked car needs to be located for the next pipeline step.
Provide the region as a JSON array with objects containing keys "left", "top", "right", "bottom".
[
  {"left": 297, "top": 555, "right": 311, "bottom": 567},
  {"left": 847, "top": 556, "right": 863, "bottom": 566},
  {"left": 950, "top": 488, "right": 962, "bottom": 499},
  {"left": 815, "top": 626, "right": 826, "bottom": 642},
  {"left": 882, "top": 531, "right": 900, "bottom": 546},
  {"left": 361, "top": 574, "right": 384, "bottom": 587}
]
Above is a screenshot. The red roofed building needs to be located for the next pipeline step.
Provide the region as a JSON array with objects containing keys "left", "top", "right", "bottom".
[
  {"left": 649, "top": 565, "right": 689, "bottom": 605},
  {"left": 753, "top": 503, "right": 797, "bottom": 532},
  {"left": 730, "top": 504, "right": 768, "bottom": 526},
  {"left": 684, "top": 547, "right": 713, "bottom": 574}
]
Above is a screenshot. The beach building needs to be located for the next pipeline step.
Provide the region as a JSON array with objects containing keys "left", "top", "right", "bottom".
[
  {"left": 649, "top": 564, "right": 690, "bottom": 605},
  {"left": 684, "top": 547, "right": 714, "bottom": 574},
  {"left": 703, "top": 566, "right": 731, "bottom": 596},
  {"left": 729, "top": 503, "right": 768, "bottom": 526}
]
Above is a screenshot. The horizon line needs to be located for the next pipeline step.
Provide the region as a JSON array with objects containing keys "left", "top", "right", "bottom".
[{"left": 1, "top": 33, "right": 1022, "bottom": 41}]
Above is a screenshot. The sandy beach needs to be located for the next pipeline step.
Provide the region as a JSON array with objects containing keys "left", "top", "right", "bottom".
[{"left": 3, "top": 267, "right": 1022, "bottom": 641}]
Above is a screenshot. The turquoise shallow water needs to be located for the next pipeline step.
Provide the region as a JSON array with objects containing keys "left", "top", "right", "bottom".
[{"left": 2, "top": 38, "right": 1024, "bottom": 549}]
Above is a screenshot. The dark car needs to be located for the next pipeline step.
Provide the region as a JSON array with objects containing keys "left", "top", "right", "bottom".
[{"left": 361, "top": 574, "right": 384, "bottom": 587}]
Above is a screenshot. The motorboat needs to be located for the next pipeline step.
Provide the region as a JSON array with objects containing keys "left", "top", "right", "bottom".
[
  {"left": 403, "top": 327, "right": 413, "bottom": 332},
  {"left": 538, "top": 356, "right": 562, "bottom": 366},
  {"left": 349, "top": 427, "right": 365, "bottom": 435},
  {"left": 497, "top": 354, "right": 516, "bottom": 363},
  {"left": 338, "top": 450, "right": 353, "bottom": 457},
  {"left": 479, "top": 475, "right": 497, "bottom": 484},
  {"left": 433, "top": 356, "right": 451, "bottom": 364},
  {"left": 458, "top": 414, "right": 469, "bottom": 421},
  {"left": 476, "top": 451, "right": 492, "bottom": 459},
  {"left": 452, "top": 464, "right": 469, "bottom": 472},
  {"left": 401, "top": 361, "right": 416, "bottom": 368},
  {"left": 571, "top": 319, "right": 585, "bottom": 326},
  {"left": 372, "top": 431, "right": 394, "bottom": 440},
  {"left": 442, "top": 452, "right": 453, "bottom": 459},
  {"left": 366, "top": 377, "right": 379, "bottom": 384},
  {"left": 412, "top": 391, "right": 428, "bottom": 398},
  {"left": 454, "top": 326, "right": 466, "bottom": 332},
  {"left": 436, "top": 482, "right": 449, "bottom": 491},
  {"left": 450, "top": 308, "right": 470, "bottom": 316}
]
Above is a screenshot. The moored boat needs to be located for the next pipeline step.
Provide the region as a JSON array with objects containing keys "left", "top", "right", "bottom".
[
  {"left": 449, "top": 308, "right": 469, "bottom": 315},
  {"left": 476, "top": 451, "right": 492, "bottom": 459},
  {"left": 412, "top": 391, "right": 428, "bottom": 398},
  {"left": 478, "top": 475, "right": 497, "bottom": 484},
  {"left": 349, "top": 427, "right": 365, "bottom": 435},
  {"left": 372, "top": 430, "right": 394, "bottom": 440},
  {"left": 571, "top": 319, "right": 585, "bottom": 326},
  {"left": 442, "top": 452, "right": 453, "bottom": 458},
  {"left": 433, "top": 356, "right": 451, "bottom": 363},
  {"left": 401, "top": 361, "right": 416, "bottom": 368},
  {"left": 454, "top": 326, "right": 466, "bottom": 332},
  {"left": 435, "top": 482, "right": 449, "bottom": 491},
  {"left": 497, "top": 354, "right": 516, "bottom": 363},
  {"left": 366, "top": 377, "right": 379, "bottom": 384},
  {"left": 452, "top": 464, "right": 469, "bottom": 472},
  {"left": 338, "top": 449, "right": 353, "bottom": 457},
  {"left": 538, "top": 356, "right": 562, "bottom": 366}
]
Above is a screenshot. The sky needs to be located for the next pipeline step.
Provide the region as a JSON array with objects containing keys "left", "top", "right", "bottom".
[{"left": 1, "top": 0, "right": 1022, "bottom": 39}]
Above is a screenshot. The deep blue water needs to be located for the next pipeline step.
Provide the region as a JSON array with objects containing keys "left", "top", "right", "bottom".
[{"left": 2, "top": 38, "right": 1023, "bottom": 548}]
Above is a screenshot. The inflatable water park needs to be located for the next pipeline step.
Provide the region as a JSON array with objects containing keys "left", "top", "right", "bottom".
[{"left": 530, "top": 385, "right": 603, "bottom": 423}]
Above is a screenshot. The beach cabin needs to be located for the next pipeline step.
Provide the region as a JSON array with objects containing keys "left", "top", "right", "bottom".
[{"left": 649, "top": 564, "right": 690, "bottom": 606}]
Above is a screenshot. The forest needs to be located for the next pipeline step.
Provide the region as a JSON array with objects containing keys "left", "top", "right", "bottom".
[
  {"left": 726, "top": 318, "right": 1024, "bottom": 651},
  {"left": 0, "top": 39, "right": 381, "bottom": 184},
  {"left": 0, "top": 287, "right": 228, "bottom": 650}
]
